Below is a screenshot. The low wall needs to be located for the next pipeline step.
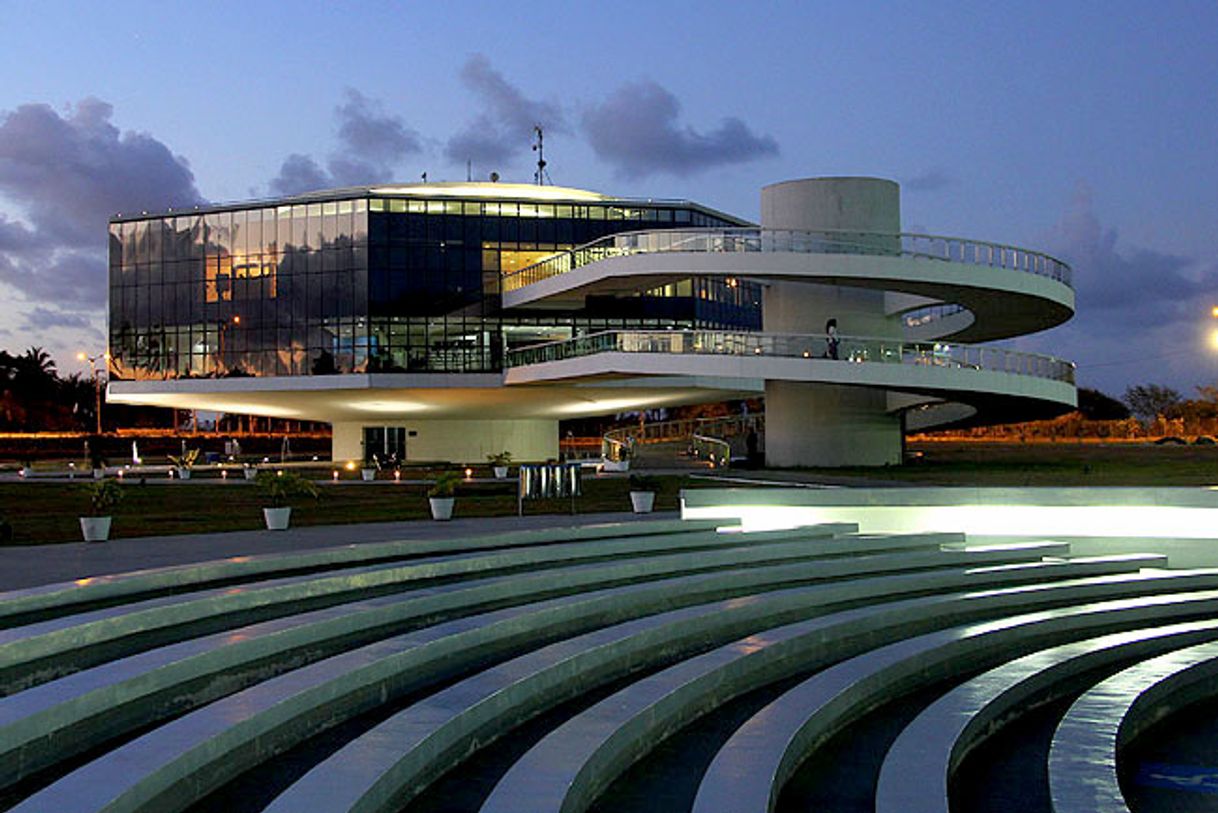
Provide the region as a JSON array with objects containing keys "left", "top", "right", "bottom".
[{"left": 681, "top": 486, "right": 1218, "bottom": 541}]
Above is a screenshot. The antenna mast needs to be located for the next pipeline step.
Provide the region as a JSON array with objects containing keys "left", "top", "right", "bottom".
[{"left": 532, "top": 125, "right": 551, "bottom": 185}]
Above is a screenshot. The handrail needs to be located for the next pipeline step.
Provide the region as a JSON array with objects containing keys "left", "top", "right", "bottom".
[
  {"left": 506, "top": 329, "right": 1076, "bottom": 386},
  {"left": 501, "top": 227, "right": 1072, "bottom": 292},
  {"left": 601, "top": 414, "right": 764, "bottom": 463}
]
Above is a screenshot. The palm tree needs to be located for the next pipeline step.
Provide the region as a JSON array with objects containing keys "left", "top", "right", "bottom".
[{"left": 21, "top": 346, "right": 56, "bottom": 377}]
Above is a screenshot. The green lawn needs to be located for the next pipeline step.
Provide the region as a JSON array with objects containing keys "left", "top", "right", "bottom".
[
  {"left": 0, "top": 476, "right": 691, "bottom": 545},
  {"left": 815, "top": 441, "right": 1218, "bottom": 487},
  {"left": 6, "top": 442, "right": 1218, "bottom": 545}
]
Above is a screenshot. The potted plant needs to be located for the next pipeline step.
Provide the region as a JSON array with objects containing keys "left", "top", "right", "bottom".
[
  {"left": 361, "top": 456, "right": 380, "bottom": 481},
  {"left": 168, "top": 448, "right": 200, "bottom": 480},
  {"left": 242, "top": 463, "right": 257, "bottom": 480},
  {"left": 487, "top": 451, "right": 512, "bottom": 479},
  {"left": 80, "top": 479, "right": 123, "bottom": 542},
  {"left": 427, "top": 470, "right": 462, "bottom": 521},
  {"left": 628, "top": 473, "right": 661, "bottom": 514},
  {"left": 255, "top": 470, "right": 319, "bottom": 530}
]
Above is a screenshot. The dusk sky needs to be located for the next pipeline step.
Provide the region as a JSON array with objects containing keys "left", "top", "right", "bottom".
[{"left": 0, "top": 1, "right": 1215, "bottom": 398}]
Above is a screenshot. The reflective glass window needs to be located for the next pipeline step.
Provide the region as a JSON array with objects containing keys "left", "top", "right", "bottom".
[
  {"left": 291, "top": 205, "right": 307, "bottom": 248},
  {"left": 308, "top": 203, "right": 323, "bottom": 249},
  {"left": 231, "top": 209, "right": 247, "bottom": 255}
]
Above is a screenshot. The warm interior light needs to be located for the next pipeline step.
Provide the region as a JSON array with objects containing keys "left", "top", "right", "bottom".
[
  {"left": 369, "top": 182, "right": 608, "bottom": 202},
  {"left": 344, "top": 461, "right": 356, "bottom": 471}
]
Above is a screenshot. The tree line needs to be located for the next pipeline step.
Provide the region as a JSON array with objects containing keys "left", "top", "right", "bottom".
[{"left": 0, "top": 347, "right": 170, "bottom": 433}]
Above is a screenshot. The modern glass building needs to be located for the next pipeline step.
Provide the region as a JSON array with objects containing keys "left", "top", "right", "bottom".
[
  {"left": 109, "top": 184, "right": 764, "bottom": 463},
  {"left": 108, "top": 177, "right": 1077, "bottom": 467},
  {"left": 107, "top": 183, "right": 759, "bottom": 383}
]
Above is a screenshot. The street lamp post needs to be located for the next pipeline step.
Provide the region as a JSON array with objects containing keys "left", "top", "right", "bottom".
[{"left": 78, "top": 352, "right": 109, "bottom": 435}]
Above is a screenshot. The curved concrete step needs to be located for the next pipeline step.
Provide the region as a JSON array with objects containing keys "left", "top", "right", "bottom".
[
  {"left": 0, "top": 525, "right": 843, "bottom": 695},
  {"left": 874, "top": 614, "right": 1218, "bottom": 813},
  {"left": 678, "top": 575, "right": 1218, "bottom": 813},
  {"left": 1048, "top": 638, "right": 1218, "bottom": 812},
  {"left": 0, "top": 518, "right": 731, "bottom": 629},
  {"left": 476, "top": 566, "right": 1206, "bottom": 813},
  {"left": 0, "top": 531, "right": 1018, "bottom": 800},
  {"left": 281, "top": 551, "right": 1135, "bottom": 813}
]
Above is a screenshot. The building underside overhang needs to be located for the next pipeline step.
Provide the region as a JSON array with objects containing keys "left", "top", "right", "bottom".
[{"left": 108, "top": 374, "right": 763, "bottom": 423}]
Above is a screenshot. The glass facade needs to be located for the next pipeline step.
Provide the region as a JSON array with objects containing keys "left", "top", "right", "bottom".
[{"left": 108, "top": 189, "right": 762, "bottom": 380}]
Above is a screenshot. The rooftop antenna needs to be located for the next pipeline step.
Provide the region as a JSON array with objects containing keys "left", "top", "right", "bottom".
[
  {"left": 466, "top": 160, "right": 472, "bottom": 182},
  {"left": 532, "top": 125, "right": 551, "bottom": 185},
  {"left": 421, "top": 171, "right": 427, "bottom": 184}
]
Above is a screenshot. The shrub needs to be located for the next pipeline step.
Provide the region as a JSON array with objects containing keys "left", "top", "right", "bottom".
[
  {"left": 85, "top": 480, "right": 124, "bottom": 516},
  {"left": 255, "top": 470, "right": 319, "bottom": 507},
  {"left": 628, "top": 474, "right": 662, "bottom": 492},
  {"left": 428, "top": 471, "right": 462, "bottom": 498}
]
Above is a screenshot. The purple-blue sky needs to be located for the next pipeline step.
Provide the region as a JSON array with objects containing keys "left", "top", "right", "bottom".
[{"left": 0, "top": 0, "right": 1215, "bottom": 398}]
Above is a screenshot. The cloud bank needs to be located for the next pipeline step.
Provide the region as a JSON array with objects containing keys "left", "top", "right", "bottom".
[
  {"left": 269, "top": 89, "right": 422, "bottom": 195},
  {"left": 445, "top": 55, "right": 567, "bottom": 174},
  {"left": 582, "top": 80, "right": 778, "bottom": 179},
  {"left": 1018, "top": 183, "right": 1215, "bottom": 395},
  {"left": 0, "top": 98, "right": 203, "bottom": 336}
]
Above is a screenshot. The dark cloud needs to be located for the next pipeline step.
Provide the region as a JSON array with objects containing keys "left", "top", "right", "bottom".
[
  {"left": 268, "top": 89, "right": 421, "bottom": 195},
  {"left": 0, "top": 214, "right": 40, "bottom": 255},
  {"left": 0, "top": 98, "right": 203, "bottom": 247},
  {"left": 904, "top": 169, "right": 953, "bottom": 192},
  {"left": 1015, "top": 183, "right": 1215, "bottom": 394},
  {"left": 581, "top": 80, "right": 778, "bottom": 179},
  {"left": 0, "top": 97, "right": 198, "bottom": 348},
  {"left": 1048, "top": 184, "right": 1206, "bottom": 334},
  {"left": 335, "top": 89, "right": 421, "bottom": 166},
  {"left": 268, "top": 154, "right": 330, "bottom": 197},
  {"left": 21, "top": 305, "right": 103, "bottom": 336},
  {"left": 444, "top": 55, "right": 566, "bottom": 171}
]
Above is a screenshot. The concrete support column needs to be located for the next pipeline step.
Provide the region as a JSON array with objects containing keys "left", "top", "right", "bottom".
[
  {"left": 332, "top": 418, "right": 558, "bottom": 464},
  {"left": 759, "top": 177, "right": 904, "bottom": 467},
  {"left": 765, "top": 381, "right": 901, "bottom": 466}
]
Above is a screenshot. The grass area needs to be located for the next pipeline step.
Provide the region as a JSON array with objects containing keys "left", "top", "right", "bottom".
[
  {"left": 7, "top": 441, "right": 1218, "bottom": 545},
  {"left": 812, "top": 441, "right": 1218, "bottom": 487},
  {"left": 0, "top": 475, "right": 692, "bottom": 546}
]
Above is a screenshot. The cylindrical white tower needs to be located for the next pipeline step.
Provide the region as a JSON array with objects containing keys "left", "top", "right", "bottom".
[{"left": 761, "top": 177, "right": 904, "bottom": 467}]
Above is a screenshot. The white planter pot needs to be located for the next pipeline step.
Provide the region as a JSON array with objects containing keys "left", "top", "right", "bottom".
[
  {"left": 92, "top": 468, "right": 105, "bottom": 480},
  {"left": 630, "top": 491, "right": 656, "bottom": 514},
  {"left": 429, "top": 496, "right": 455, "bottom": 521},
  {"left": 602, "top": 459, "right": 631, "bottom": 472},
  {"left": 177, "top": 468, "right": 192, "bottom": 480},
  {"left": 361, "top": 468, "right": 376, "bottom": 481},
  {"left": 243, "top": 468, "right": 257, "bottom": 480},
  {"left": 263, "top": 506, "right": 292, "bottom": 531},
  {"left": 80, "top": 516, "right": 112, "bottom": 542},
  {"left": 493, "top": 466, "right": 509, "bottom": 479}
]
